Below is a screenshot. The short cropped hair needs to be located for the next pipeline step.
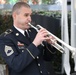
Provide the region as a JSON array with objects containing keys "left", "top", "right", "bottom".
[{"left": 12, "top": 2, "right": 30, "bottom": 14}]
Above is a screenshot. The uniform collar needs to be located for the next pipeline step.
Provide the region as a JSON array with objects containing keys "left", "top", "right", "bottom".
[
  {"left": 12, "top": 26, "right": 31, "bottom": 45},
  {"left": 14, "top": 25, "right": 25, "bottom": 36}
]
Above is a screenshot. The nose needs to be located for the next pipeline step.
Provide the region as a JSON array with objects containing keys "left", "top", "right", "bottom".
[{"left": 28, "top": 16, "right": 31, "bottom": 22}]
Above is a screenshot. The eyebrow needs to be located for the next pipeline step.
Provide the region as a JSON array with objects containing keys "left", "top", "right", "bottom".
[{"left": 24, "top": 12, "right": 32, "bottom": 15}]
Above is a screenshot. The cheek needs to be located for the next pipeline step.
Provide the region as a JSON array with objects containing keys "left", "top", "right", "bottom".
[
  {"left": 19, "top": 16, "right": 26, "bottom": 22},
  {"left": 16, "top": 15, "right": 26, "bottom": 24},
  {"left": 17, "top": 18, "right": 26, "bottom": 23},
  {"left": 20, "top": 19, "right": 26, "bottom": 23}
]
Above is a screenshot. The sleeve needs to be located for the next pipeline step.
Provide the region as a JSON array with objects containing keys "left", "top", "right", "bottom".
[
  {"left": 0, "top": 37, "right": 40, "bottom": 72},
  {"left": 43, "top": 42, "right": 57, "bottom": 61}
]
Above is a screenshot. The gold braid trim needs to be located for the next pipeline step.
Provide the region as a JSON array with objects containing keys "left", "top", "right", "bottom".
[
  {"left": 26, "top": 48, "right": 35, "bottom": 59},
  {"left": 46, "top": 45, "right": 56, "bottom": 54}
]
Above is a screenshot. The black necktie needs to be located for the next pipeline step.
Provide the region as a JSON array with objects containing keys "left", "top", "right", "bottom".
[
  {"left": 24, "top": 30, "right": 31, "bottom": 42},
  {"left": 24, "top": 31, "right": 29, "bottom": 38}
]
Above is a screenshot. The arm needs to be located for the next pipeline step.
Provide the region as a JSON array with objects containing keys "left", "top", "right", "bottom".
[{"left": 0, "top": 37, "right": 40, "bottom": 72}]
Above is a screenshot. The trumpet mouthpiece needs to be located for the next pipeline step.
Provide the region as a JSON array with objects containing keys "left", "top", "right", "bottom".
[{"left": 28, "top": 23, "right": 31, "bottom": 26}]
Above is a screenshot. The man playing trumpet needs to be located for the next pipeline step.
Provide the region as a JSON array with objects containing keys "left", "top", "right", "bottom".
[{"left": 0, "top": 2, "right": 57, "bottom": 75}]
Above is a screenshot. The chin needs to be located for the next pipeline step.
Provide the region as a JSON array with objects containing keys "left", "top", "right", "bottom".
[{"left": 25, "top": 26, "right": 30, "bottom": 30}]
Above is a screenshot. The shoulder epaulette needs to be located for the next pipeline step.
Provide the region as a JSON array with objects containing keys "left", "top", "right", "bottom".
[{"left": 0, "top": 29, "right": 13, "bottom": 37}]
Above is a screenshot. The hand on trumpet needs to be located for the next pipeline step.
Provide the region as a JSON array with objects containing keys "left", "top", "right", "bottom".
[
  {"left": 32, "top": 28, "right": 56, "bottom": 47},
  {"left": 46, "top": 35, "right": 56, "bottom": 45}
]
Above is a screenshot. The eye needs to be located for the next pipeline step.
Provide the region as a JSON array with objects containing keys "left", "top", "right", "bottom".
[{"left": 24, "top": 14, "right": 29, "bottom": 17}]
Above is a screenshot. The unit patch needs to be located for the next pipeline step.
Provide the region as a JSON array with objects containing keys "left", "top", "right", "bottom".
[{"left": 5, "top": 45, "right": 14, "bottom": 56}]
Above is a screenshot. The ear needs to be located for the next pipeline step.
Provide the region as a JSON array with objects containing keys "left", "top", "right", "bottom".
[{"left": 12, "top": 12, "right": 17, "bottom": 19}]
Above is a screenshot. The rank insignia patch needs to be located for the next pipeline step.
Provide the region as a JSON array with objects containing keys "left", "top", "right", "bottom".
[{"left": 5, "top": 45, "right": 14, "bottom": 56}]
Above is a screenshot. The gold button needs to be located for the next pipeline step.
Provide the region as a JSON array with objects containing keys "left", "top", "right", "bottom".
[
  {"left": 40, "top": 71, "right": 42, "bottom": 73},
  {"left": 37, "top": 56, "right": 39, "bottom": 59},
  {"left": 22, "top": 50, "right": 24, "bottom": 52},
  {"left": 16, "top": 33, "right": 19, "bottom": 36},
  {"left": 38, "top": 63, "right": 40, "bottom": 66}
]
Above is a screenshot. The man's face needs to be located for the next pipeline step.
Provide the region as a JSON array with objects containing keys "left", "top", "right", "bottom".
[{"left": 13, "top": 6, "right": 32, "bottom": 30}]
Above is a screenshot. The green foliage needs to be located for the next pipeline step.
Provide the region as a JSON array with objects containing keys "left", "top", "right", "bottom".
[
  {"left": 33, "top": 11, "right": 61, "bottom": 18},
  {"left": 42, "top": 0, "right": 54, "bottom": 4},
  {"left": 0, "top": 15, "right": 13, "bottom": 34}
]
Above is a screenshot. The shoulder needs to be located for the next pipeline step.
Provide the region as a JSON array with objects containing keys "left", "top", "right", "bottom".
[
  {"left": 0, "top": 29, "right": 13, "bottom": 42},
  {"left": 0, "top": 29, "right": 13, "bottom": 37},
  {"left": 0, "top": 29, "right": 14, "bottom": 45}
]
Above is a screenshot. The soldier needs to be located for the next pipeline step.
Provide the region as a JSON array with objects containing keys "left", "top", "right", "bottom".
[{"left": 0, "top": 2, "right": 56, "bottom": 75}]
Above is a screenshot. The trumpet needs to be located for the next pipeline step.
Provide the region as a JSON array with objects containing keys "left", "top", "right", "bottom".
[{"left": 28, "top": 23, "right": 76, "bottom": 58}]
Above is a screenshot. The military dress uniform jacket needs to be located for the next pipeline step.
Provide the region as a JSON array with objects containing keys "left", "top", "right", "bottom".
[{"left": 0, "top": 26, "right": 56, "bottom": 75}]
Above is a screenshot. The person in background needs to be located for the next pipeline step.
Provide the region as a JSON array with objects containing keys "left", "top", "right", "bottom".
[
  {"left": 0, "top": 0, "right": 6, "bottom": 4},
  {"left": 0, "top": 2, "right": 57, "bottom": 75}
]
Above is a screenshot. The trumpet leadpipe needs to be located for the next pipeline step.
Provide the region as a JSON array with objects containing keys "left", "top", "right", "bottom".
[{"left": 28, "top": 23, "right": 39, "bottom": 32}]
